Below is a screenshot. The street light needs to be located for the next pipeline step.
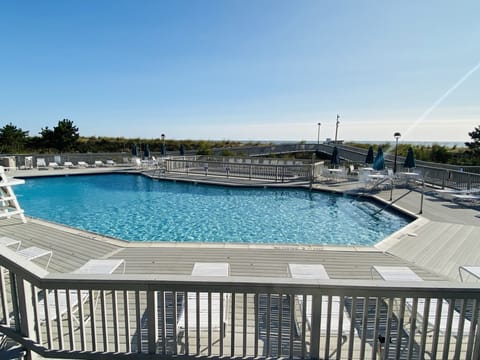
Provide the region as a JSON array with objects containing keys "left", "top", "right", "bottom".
[
  {"left": 161, "top": 134, "right": 166, "bottom": 157},
  {"left": 334, "top": 114, "right": 340, "bottom": 143},
  {"left": 317, "top": 122, "right": 321, "bottom": 146},
  {"left": 393, "top": 132, "right": 401, "bottom": 173}
]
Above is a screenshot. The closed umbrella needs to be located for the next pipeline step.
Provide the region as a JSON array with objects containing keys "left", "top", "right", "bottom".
[
  {"left": 331, "top": 146, "right": 340, "bottom": 167},
  {"left": 403, "top": 147, "right": 416, "bottom": 171},
  {"left": 179, "top": 144, "right": 185, "bottom": 156},
  {"left": 161, "top": 143, "right": 167, "bottom": 156},
  {"left": 365, "top": 146, "right": 374, "bottom": 164},
  {"left": 373, "top": 147, "right": 385, "bottom": 171},
  {"left": 143, "top": 144, "right": 151, "bottom": 159},
  {"left": 131, "top": 144, "right": 139, "bottom": 157}
]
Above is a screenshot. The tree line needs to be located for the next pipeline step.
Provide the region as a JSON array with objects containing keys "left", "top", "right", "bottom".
[{"left": 1, "top": 119, "right": 479, "bottom": 165}]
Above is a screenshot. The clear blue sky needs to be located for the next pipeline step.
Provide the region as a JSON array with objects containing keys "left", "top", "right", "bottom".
[{"left": 1, "top": 0, "right": 479, "bottom": 143}]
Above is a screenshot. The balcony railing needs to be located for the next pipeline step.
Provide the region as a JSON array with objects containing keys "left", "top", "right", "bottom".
[{"left": 1, "top": 249, "right": 480, "bottom": 359}]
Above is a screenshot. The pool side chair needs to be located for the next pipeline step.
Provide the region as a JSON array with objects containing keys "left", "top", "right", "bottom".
[
  {"left": 94, "top": 160, "right": 105, "bottom": 167},
  {"left": 48, "top": 162, "right": 63, "bottom": 169},
  {"left": 77, "top": 161, "right": 89, "bottom": 168},
  {"left": 371, "top": 266, "right": 472, "bottom": 337},
  {"left": 177, "top": 262, "right": 230, "bottom": 337},
  {"left": 288, "top": 264, "right": 353, "bottom": 339},
  {"left": 38, "top": 259, "right": 125, "bottom": 324},
  {"left": 36, "top": 158, "right": 48, "bottom": 170},
  {"left": 63, "top": 161, "right": 76, "bottom": 168}
]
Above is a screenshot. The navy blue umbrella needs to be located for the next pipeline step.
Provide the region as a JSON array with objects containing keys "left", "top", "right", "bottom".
[
  {"left": 131, "top": 144, "right": 139, "bottom": 157},
  {"left": 403, "top": 147, "right": 416, "bottom": 170},
  {"left": 143, "top": 144, "right": 151, "bottom": 159},
  {"left": 179, "top": 144, "right": 185, "bottom": 156},
  {"left": 331, "top": 146, "right": 340, "bottom": 167},
  {"left": 373, "top": 147, "right": 385, "bottom": 171},
  {"left": 161, "top": 143, "right": 167, "bottom": 156},
  {"left": 365, "top": 146, "right": 374, "bottom": 164}
]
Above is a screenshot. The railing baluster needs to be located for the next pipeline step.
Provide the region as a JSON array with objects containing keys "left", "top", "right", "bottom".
[
  {"left": 441, "top": 298, "right": 455, "bottom": 360},
  {"left": 394, "top": 298, "right": 406, "bottom": 360},
  {"left": 100, "top": 290, "right": 108, "bottom": 351},
  {"left": 230, "top": 292, "right": 235, "bottom": 357},
  {"left": 278, "top": 293, "right": 283, "bottom": 357},
  {"left": 66, "top": 288, "right": 74, "bottom": 350},
  {"left": 54, "top": 289, "right": 63, "bottom": 349},
  {"left": 254, "top": 293, "right": 259, "bottom": 358},
  {"left": 431, "top": 297, "right": 443, "bottom": 358},
  {"left": 147, "top": 289, "right": 158, "bottom": 355},
  {"left": 266, "top": 293, "right": 271, "bottom": 357},
  {"left": 124, "top": 290, "right": 130, "bottom": 353},
  {"left": 337, "top": 296, "right": 346, "bottom": 360},
  {"left": 44, "top": 287, "right": 52, "bottom": 348},
  {"left": 77, "top": 289, "right": 86, "bottom": 351},
  {"left": 135, "top": 291, "right": 141, "bottom": 353},
  {"left": 347, "top": 296, "right": 356, "bottom": 360},
  {"left": 184, "top": 291, "right": 189, "bottom": 354},
  {"left": 325, "top": 295, "right": 332, "bottom": 360},
  {"left": 112, "top": 290, "right": 119, "bottom": 353},
  {"left": 454, "top": 298, "right": 467, "bottom": 359},
  {"left": 0, "top": 267, "right": 9, "bottom": 327},
  {"left": 159, "top": 290, "right": 166, "bottom": 355},
  {"left": 289, "top": 294, "right": 294, "bottom": 359},
  {"left": 383, "top": 297, "right": 393, "bottom": 358},
  {"left": 31, "top": 284, "right": 41, "bottom": 344},
  {"left": 419, "top": 298, "right": 430, "bottom": 357},
  {"left": 173, "top": 291, "right": 178, "bottom": 354},
  {"left": 196, "top": 292, "right": 200, "bottom": 355},
  {"left": 310, "top": 293, "right": 321, "bottom": 360},
  {"left": 243, "top": 293, "right": 247, "bottom": 358},
  {"left": 371, "top": 297, "right": 381, "bottom": 360},
  {"left": 407, "top": 298, "right": 418, "bottom": 359},
  {"left": 301, "top": 294, "right": 306, "bottom": 359},
  {"left": 466, "top": 299, "right": 479, "bottom": 359},
  {"left": 360, "top": 296, "right": 369, "bottom": 360},
  {"left": 207, "top": 292, "right": 212, "bottom": 355},
  {"left": 89, "top": 289, "right": 97, "bottom": 351}
]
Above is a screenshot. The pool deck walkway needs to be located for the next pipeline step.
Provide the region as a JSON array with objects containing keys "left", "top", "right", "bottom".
[{"left": 1, "top": 167, "right": 479, "bottom": 282}]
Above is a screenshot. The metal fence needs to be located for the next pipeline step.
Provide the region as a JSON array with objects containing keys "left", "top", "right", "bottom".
[{"left": 1, "top": 249, "right": 480, "bottom": 359}]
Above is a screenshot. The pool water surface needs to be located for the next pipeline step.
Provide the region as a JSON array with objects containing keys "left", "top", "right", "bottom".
[{"left": 15, "top": 174, "right": 410, "bottom": 245}]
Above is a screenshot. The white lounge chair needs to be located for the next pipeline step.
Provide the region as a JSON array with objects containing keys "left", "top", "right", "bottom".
[
  {"left": 0, "top": 236, "right": 21, "bottom": 251},
  {"left": 17, "top": 246, "right": 53, "bottom": 269},
  {"left": 94, "top": 160, "right": 105, "bottom": 167},
  {"left": 371, "top": 266, "right": 471, "bottom": 336},
  {"left": 177, "top": 263, "right": 230, "bottom": 335},
  {"left": 38, "top": 259, "right": 125, "bottom": 324},
  {"left": 105, "top": 160, "right": 116, "bottom": 166},
  {"left": 77, "top": 161, "right": 89, "bottom": 168},
  {"left": 36, "top": 158, "right": 48, "bottom": 170},
  {"left": 288, "top": 264, "right": 353, "bottom": 337},
  {"left": 63, "top": 161, "right": 75, "bottom": 168},
  {"left": 48, "top": 162, "right": 63, "bottom": 169},
  {"left": 459, "top": 266, "right": 480, "bottom": 282}
]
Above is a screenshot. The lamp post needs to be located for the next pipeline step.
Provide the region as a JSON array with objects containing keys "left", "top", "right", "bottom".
[
  {"left": 317, "top": 122, "right": 321, "bottom": 146},
  {"left": 334, "top": 114, "right": 340, "bottom": 143},
  {"left": 161, "top": 134, "right": 165, "bottom": 157},
  {"left": 393, "top": 132, "right": 401, "bottom": 173}
]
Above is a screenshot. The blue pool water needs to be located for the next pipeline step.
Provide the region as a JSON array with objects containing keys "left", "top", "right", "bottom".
[{"left": 15, "top": 174, "right": 410, "bottom": 245}]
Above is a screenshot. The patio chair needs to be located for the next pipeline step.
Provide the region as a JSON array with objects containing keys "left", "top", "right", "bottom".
[
  {"left": 94, "top": 160, "right": 105, "bottom": 167},
  {"left": 38, "top": 259, "right": 125, "bottom": 324},
  {"left": 177, "top": 262, "right": 230, "bottom": 336},
  {"left": 371, "top": 266, "right": 472, "bottom": 337},
  {"left": 36, "top": 158, "right": 48, "bottom": 170},
  {"left": 77, "top": 161, "right": 89, "bottom": 168},
  {"left": 48, "top": 162, "right": 63, "bottom": 169},
  {"left": 63, "top": 161, "right": 76, "bottom": 168},
  {"left": 288, "top": 264, "right": 353, "bottom": 340}
]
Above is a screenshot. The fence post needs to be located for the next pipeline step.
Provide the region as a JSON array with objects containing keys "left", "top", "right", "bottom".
[{"left": 147, "top": 290, "right": 158, "bottom": 355}]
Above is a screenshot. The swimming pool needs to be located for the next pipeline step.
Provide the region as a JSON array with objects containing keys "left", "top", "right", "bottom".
[{"left": 15, "top": 174, "right": 410, "bottom": 245}]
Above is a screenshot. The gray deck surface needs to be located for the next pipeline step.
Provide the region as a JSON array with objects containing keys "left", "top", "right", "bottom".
[{"left": 2, "top": 167, "right": 479, "bottom": 281}]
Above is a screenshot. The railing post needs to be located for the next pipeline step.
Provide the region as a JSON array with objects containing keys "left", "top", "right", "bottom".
[
  {"left": 16, "top": 276, "right": 39, "bottom": 359},
  {"left": 309, "top": 293, "right": 322, "bottom": 360}
]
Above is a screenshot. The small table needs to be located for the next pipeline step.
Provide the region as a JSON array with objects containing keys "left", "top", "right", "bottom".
[
  {"left": 17, "top": 246, "right": 53, "bottom": 270},
  {"left": 459, "top": 266, "right": 480, "bottom": 282}
]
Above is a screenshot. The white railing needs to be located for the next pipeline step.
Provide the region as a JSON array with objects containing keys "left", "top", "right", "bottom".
[{"left": 1, "top": 250, "right": 480, "bottom": 359}]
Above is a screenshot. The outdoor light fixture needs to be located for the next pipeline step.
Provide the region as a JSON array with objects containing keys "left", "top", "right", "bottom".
[
  {"left": 334, "top": 114, "right": 340, "bottom": 143},
  {"left": 393, "top": 132, "right": 401, "bottom": 173},
  {"left": 317, "top": 122, "right": 321, "bottom": 146}
]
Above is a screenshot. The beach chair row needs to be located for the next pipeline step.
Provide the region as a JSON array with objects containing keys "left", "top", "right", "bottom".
[{"left": 36, "top": 158, "right": 117, "bottom": 169}]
